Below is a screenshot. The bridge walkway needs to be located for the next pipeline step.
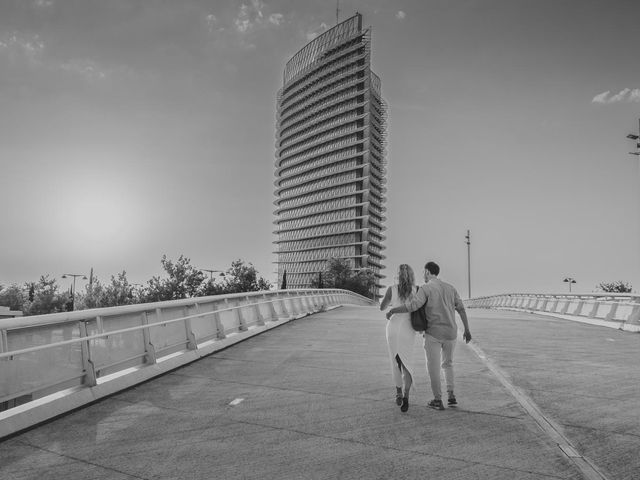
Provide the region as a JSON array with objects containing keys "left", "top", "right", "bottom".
[{"left": 1, "top": 305, "right": 638, "bottom": 479}]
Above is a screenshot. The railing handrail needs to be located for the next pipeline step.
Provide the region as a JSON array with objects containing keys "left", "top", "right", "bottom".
[
  {"left": 0, "top": 292, "right": 352, "bottom": 360},
  {"left": 469, "top": 292, "right": 640, "bottom": 301},
  {"left": 465, "top": 291, "right": 640, "bottom": 328},
  {"left": 0, "top": 288, "right": 367, "bottom": 330}
]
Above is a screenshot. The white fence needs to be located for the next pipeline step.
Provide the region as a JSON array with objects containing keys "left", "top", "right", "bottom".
[
  {"left": 0, "top": 289, "right": 373, "bottom": 438},
  {"left": 466, "top": 293, "right": 640, "bottom": 326}
]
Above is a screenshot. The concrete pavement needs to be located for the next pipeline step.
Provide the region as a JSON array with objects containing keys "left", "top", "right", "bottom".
[{"left": 1, "top": 305, "right": 638, "bottom": 479}]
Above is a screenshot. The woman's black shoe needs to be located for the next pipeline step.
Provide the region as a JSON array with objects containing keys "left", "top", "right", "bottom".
[{"left": 400, "top": 397, "right": 409, "bottom": 412}]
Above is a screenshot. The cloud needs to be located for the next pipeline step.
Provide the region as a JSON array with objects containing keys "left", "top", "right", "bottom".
[
  {"left": 609, "top": 88, "right": 631, "bottom": 103},
  {"left": 396, "top": 11, "right": 406, "bottom": 20},
  {"left": 591, "top": 91, "right": 610, "bottom": 104},
  {"left": 60, "top": 59, "right": 107, "bottom": 81},
  {"left": 306, "top": 23, "right": 328, "bottom": 41},
  {"left": 34, "top": 0, "right": 54, "bottom": 8},
  {"left": 269, "top": 13, "right": 284, "bottom": 26},
  {"left": 232, "top": 0, "right": 285, "bottom": 34},
  {"left": 234, "top": 0, "right": 264, "bottom": 33},
  {"left": 206, "top": 14, "right": 218, "bottom": 33},
  {"left": 0, "top": 32, "right": 45, "bottom": 67},
  {"left": 592, "top": 88, "right": 640, "bottom": 104}
]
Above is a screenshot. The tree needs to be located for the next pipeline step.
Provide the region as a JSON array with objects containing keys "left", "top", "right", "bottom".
[
  {"left": 597, "top": 281, "right": 632, "bottom": 293},
  {"left": 312, "top": 258, "right": 376, "bottom": 299},
  {"left": 320, "top": 258, "right": 352, "bottom": 288},
  {"left": 222, "top": 259, "right": 272, "bottom": 293},
  {"left": 102, "top": 271, "right": 137, "bottom": 307},
  {"left": 144, "top": 255, "right": 205, "bottom": 302},
  {"left": 199, "top": 278, "right": 226, "bottom": 297},
  {"left": 0, "top": 283, "right": 24, "bottom": 311},
  {"left": 23, "top": 275, "right": 68, "bottom": 316},
  {"left": 76, "top": 277, "right": 106, "bottom": 310}
]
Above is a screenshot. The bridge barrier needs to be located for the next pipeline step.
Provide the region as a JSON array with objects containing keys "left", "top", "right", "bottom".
[
  {"left": 0, "top": 289, "right": 374, "bottom": 438},
  {"left": 466, "top": 293, "right": 640, "bottom": 329}
]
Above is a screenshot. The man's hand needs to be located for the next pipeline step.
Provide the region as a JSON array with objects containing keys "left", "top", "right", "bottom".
[
  {"left": 385, "top": 310, "right": 393, "bottom": 320},
  {"left": 463, "top": 330, "right": 472, "bottom": 344}
]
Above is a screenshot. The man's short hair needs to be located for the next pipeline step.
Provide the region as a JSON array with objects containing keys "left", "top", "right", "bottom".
[{"left": 425, "top": 261, "right": 440, "bottom": 276}]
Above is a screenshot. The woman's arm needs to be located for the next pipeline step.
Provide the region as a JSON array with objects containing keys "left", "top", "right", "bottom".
[{"left": 379, "top": 286, "right": 392, "bottom": 310}]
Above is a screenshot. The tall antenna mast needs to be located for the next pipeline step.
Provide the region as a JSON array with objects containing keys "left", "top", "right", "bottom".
[{"left": 336, "top": 0, "right": 340, "bottom": 25}]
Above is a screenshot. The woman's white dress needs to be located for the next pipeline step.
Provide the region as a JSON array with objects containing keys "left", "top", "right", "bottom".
[{"left": 385, "top": 285, "right": 419, "bottom": 388}]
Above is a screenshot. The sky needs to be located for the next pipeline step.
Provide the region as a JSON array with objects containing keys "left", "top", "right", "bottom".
[{"left": 1, "top": 0, "right": 639, "bottom": 298}]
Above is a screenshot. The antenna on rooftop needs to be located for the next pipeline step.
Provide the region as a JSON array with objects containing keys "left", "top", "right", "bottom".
[{"left": 336, "top": 0, "right": 340, "bottom": 25}]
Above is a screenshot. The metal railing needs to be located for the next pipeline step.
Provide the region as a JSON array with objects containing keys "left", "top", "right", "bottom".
[
  {"left": 466, "top": 292, "right": 640, "bottom": 325},
  {"left": 0, "top": 289, "right": 373, "bottom": 437}
]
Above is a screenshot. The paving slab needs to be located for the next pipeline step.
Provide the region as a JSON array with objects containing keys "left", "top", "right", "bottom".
[{"left": 2, "top": 305, "right": 631, "bottom": 479}]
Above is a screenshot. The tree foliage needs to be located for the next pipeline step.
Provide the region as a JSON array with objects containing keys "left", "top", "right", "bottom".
[
  {"left": 23, "top": 275, "right": 68, "bottom": 316},
  {"left": 144, "top": 255, "right": 205, "bottom": 302},
  {"left": 311, "top": 258, "right": 376, "bottom": 299},
  {"left": 597, "top": 281, "right": 632, "bottom": 293},
  {"left": 222, "top": 259, "right": 272, "bottom": 294},
  {"left": 5, "top": 256, "right": 273, "bottom": 316},
  {"left": 0, "top": 284, "right": 24, "bottom": 311}
]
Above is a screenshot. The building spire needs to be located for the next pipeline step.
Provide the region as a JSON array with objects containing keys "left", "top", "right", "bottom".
[{"left": 336, "top": 0, "right": 340, "bottom": 25}]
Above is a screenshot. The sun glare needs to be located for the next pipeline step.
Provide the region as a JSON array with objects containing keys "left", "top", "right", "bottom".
[{"left": 52, "top": 171, "right": 140, "bottom": 254}]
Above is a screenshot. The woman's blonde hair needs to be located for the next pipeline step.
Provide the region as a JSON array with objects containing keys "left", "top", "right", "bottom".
[{"left": 397, "top": 264, "right": 415, "bottom": 300}]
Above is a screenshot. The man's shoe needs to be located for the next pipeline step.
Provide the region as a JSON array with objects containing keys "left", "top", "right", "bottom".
[
  {"left": 396, "top": 392, "right": 403, "bottom": 406},
  {"left": 427, "top": 399, "right": 445, "bottom": 410},
  {"left": 400, "top": 397, "right": 409, "bottom": 412},
  {"left": 447, "top": 394, "right": 457, "bottom": 406}
]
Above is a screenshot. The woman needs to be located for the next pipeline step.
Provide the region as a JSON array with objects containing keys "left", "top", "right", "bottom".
[{"left": 380, "top": 264, "right": 419, "bottom": 412}]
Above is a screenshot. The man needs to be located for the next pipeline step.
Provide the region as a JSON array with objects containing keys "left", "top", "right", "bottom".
[{"left": 386, "top": 261, "right": 471, "bottom": 410}]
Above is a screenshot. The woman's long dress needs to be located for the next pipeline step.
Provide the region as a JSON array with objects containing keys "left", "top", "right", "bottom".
[{"left": 385, "top": 285, "right": 419, "bottom": 388}]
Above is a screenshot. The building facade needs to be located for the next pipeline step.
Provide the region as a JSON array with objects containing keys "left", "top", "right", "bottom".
[{"left": 274, "top": 13, "right": 387, "bottom": 296}]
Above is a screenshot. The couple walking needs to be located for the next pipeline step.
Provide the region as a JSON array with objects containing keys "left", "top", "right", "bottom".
[{"left": 380, "top": 261, "right": 471, "bottom": 412}]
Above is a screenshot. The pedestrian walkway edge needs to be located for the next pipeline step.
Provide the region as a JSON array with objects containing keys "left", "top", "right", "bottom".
[{"left": 466, "top": 341, "right": 611, "bottom": 480}]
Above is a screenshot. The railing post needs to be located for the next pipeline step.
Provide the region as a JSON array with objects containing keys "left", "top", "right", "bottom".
[
  {"left": 0, "top": 329, "right": 8, "bottom": 356},
  {"left": 588, "top": 300, "right": 599, "bottom": 318},
  {"left": 605, "top": 302, "right": 618, "bottom": 321},
  {"left": 266, "top": 294, "right": 278, "bottom": 321},
  {"left": 213, "top": 303, "right": 226, "bottom": 339},
  {"left": 226, "top": 298, "right": 247, "bottom": 331},
  {"left": 290, "top": 293, "right": 300, "bottom": 315},
  {"left": 143, "top": 311, "right": 157, "bottom": 364},
  {"left": 572, "top": 300, "right": 584, "bottom": 316},
  {"left": 184, "top": 307, "right": 197, "bottom": 350},
  {"left": 298, "top": 294, "right": 307, "bottom": 314},
  {"left": 279, "top": 294, "right": 290, "bottom": 318},
  {"left": 628, "top": 298, "right": 640, "bottom": 324},
  {"left": 78, "top": 320, "right": 97, "bottom": 387},
  {"left": 252, "top": 296, "right": 266, "bottom": 326}
]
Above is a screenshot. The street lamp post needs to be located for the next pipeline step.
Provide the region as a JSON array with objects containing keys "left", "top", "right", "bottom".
[
  {"left": 626, "top": 119, "right": 640, "bottom": 288},
  {"left": 626, "top": 119, "right": 640, "bottom": 156},
  {"left": 62, "top": 273, "right": 88, "bottom": 311},
  {"left": 201, "top": 269, "right": 224, "bottom": 280},
  {"left": 563, "top": 277, "right": 576, "bottom": 293}
]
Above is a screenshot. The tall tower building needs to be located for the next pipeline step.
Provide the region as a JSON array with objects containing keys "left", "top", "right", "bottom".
[{"left": 274, "top": 13, "right": 387, "bottom": 296}]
